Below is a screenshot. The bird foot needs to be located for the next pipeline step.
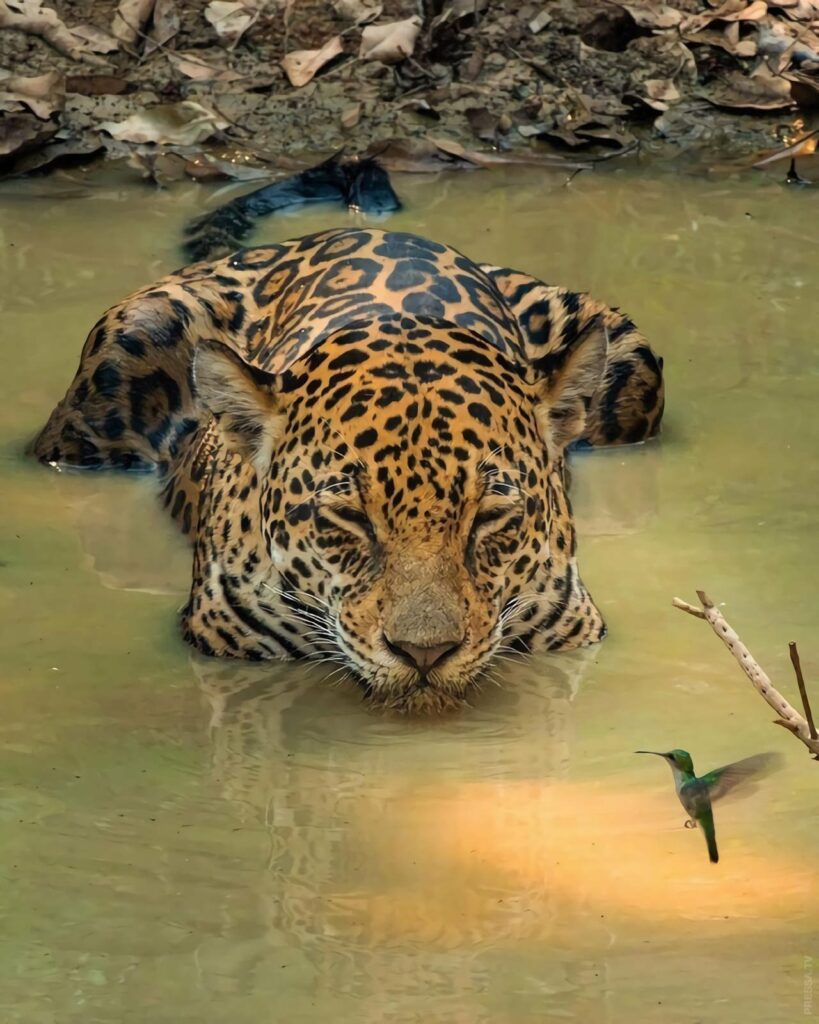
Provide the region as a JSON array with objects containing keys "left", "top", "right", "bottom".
[{"left": 684, "top": 818, "right": 697, "bottom": 829}]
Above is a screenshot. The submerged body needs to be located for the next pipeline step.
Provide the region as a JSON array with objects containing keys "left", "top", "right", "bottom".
[
  {"left": 34, "top": 228, "right": 664, "bottom": 709},
  {"left": 638, "top": 749, "right": 782, "bottom": 863}
]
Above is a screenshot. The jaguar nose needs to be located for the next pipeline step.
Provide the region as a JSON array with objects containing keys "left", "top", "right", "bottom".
[{"left": 384, "top": 636, "right": 462, "bottom": 674}]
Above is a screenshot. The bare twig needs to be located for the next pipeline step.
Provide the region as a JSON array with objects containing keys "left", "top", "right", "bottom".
[
  {"left": 673, "top": 590, "right": 819, "bottom": 759},
  {"left": 283, "top": 0, "right": 295, "bottom": 54},
  {"left": 671, "top": 596, "right": 706, "bottom": 619},
  {"left": 789, "top": 642, "right": 817, "bottom": 740}
]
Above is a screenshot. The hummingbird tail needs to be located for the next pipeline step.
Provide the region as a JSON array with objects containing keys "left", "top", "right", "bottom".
[{"left": 701, "top": 809, "right": 719, "bottom": 864}]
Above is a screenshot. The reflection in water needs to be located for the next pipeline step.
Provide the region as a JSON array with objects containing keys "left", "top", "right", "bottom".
[
  {"left": 194, "top": 650, "right": 586, "bottom": 801},
  {"left": 1, "top": 166, "right": 818, "bottom": 1022},
  {"left": 53, "top": 472, "right": 190, "bottom": 596},
  {"left": 569, "top": 440, "right": 662, "bottom": 539},
  {"left": 192, "top": 653, "right": 607, "bottom": 1017}
]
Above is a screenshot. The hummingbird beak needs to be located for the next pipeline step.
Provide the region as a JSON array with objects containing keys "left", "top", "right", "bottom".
[{"left": 634, "top": 750, "right": 669, "bottom": 758}]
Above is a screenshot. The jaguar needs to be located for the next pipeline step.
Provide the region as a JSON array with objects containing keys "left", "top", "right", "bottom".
[{"left": 34, "top": 227, "right": 664, "bottom": 710}]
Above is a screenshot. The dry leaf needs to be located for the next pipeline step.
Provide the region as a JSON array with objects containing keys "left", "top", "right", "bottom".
[
  {"left": 430, "top": 0, "right": 489, "bottom": 31},
  {"left": 0, "top": 0, "right": 108, "bottom": 64},
  {"left": 523, "top": 124, "right": 587, "bottom": 146},
  {"left": 517, "top": 122, "right": 552, "bottom": 138},
  {"left": 425, "top": 135, "right": 478, "bottom": 160},
  {"left": 145, "top": 0, "right": 180, "bottom": 55},
  {"left": 340, "top": 102, "right": 362, "bottom": 128},
  {"left": 332, "top": 0, "right": 381, "bottom": 23},
  {"left": 205, "top": 0, "right": 259, "bottom": 48},
  {"left": 682, "top": 0, "right": 768, "bottom": 34},
  {"left": 656, "top": 36, "right": 698, "bottom": 85},
  {"left": 364, "top": 136, "right": 480, "bottom": 172},
  {"left": 167, "top": 51, "right": 242, "bottom": 82},
  {"left": 0, "top": 71, "right": 64, "bottom": 119},
  {"left": 465, "top": 147, "right": 592, "bottom": 169},
  {"left": 700, "top": 68, "right": 794, "bottom": 109},
  {"left": 461, "top": 48, "right": 484, "bottom": 81},
  {"left": 66, "top": 74, "right": 133, "bottom": 95},
  {"left": 70, "top": 22, "right": 120, "bottom": 53},
  {"left": 703, "top": 0, "right": 744, "bottom": 12},
  {"left": 464, "top": 106, "right": 501, "bottom": 143},
  {"left": 588, "top": 95, "right": 632, "bottom": 117},
  {"left": 711, "top": 0, "right": 767, "bottom": 21},
  {"left": 617, "top": 3, "right": 683, "bottom": 29},
  {"left": 646, "top": 78, "right": 680, "bottom": 102},
  {"left": 10, "top": 133, "right": 103, "bottom": 173},
  {"left": 281, "top": 36, "right": 344, "bottom": 87},
  {"left": 629, "top": 77, "right": 681, "bottom": 111},
  {"left": 529, "top": 10, "right": 552, "bottom": 34},
  {"left": 425, "top": 133, "right": 589, "bottom": 168},
  {"left": 369, "top": 135, "right": 591, "bottom": 172},
  {"left": 111, "top": 0, "right": 154, "bottom": 46},
  {"left": 101, "top": 101, "right": 229, "bottom": 145},
  {"left": 683, "top": 24, "right": 757, "bottom": 58},
  {"left": 360, "top": 16, "right": 421, "bottom": 64},
  {"left": 574, "top": 125, "right": 637, "bottom": 148},
  {"left": 0, "top": 112, "right": 57, "bottom": 158},
  {"left": 779, "top": 0, "right": 819, "bottom": 16}
]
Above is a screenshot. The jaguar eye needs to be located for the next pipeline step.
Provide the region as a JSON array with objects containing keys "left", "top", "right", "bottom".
[
  {"left": 473, "top": 506, "right": 513, "bottom": 530},
  {"left": 316, "top": 503, "right": 376, "bottom": 542},
  {"left": 470, "top": 498, "right": 523, "bottom": 543}
]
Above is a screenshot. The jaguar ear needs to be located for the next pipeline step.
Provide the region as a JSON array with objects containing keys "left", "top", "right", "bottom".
[
  {"left": 532, "top": 315, "right": 608, "bottom": 455},
  {"left": 193, "top": 340, "right": 286, "bottom": 467}
]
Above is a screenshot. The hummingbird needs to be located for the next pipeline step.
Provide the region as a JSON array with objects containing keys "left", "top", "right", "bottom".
[{"left": 635, "top": 749, "right": 782, "bottom": 864}]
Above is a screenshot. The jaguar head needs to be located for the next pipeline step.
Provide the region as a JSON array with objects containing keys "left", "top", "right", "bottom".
[{"left": 187, "top": 313, "right": 607, "bottom": 711}]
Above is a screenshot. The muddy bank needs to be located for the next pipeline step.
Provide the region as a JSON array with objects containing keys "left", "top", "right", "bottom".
[{"left": 0, "top": 0, "right": 817, "bottom": 184}]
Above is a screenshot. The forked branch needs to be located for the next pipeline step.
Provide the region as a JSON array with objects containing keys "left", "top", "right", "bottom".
[
  {"left": 673, "top": 590, "right": 819, "bottom": 759},
  {"left": 789, "top": 642, "right": 817, "bottom": 741}
]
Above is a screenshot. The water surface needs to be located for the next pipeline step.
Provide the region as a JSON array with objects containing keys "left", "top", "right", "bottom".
[{"left": 1, "top": 162, "right": 817, "bottom": 1023}]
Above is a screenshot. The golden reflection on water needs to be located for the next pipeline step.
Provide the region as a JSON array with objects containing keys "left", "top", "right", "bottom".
[{"left": 0, "top": 163, "right": 817, "bottom": 1022}]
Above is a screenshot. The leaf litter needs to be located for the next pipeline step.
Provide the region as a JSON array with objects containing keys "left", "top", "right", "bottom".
[{"left": 0, "top": 0, "right": 815, "bottom": 181}]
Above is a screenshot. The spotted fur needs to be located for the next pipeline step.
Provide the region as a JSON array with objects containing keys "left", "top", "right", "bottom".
[{"left": 34, "top": 228, "right": 664, "bottom": 710}]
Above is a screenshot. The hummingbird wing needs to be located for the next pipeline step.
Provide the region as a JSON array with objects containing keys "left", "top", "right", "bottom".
[{"left": 701, "top": 752, "right": 784, "bottom": 803}]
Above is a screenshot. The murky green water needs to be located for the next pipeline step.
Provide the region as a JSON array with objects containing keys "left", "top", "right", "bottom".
[{"left": 1, "top": 162, "right": 817, "bottom": 1023}]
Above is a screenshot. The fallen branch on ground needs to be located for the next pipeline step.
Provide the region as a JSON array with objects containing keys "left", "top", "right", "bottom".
[{"left": 673, "top": 590, "right": 819, "bottom": 760}]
